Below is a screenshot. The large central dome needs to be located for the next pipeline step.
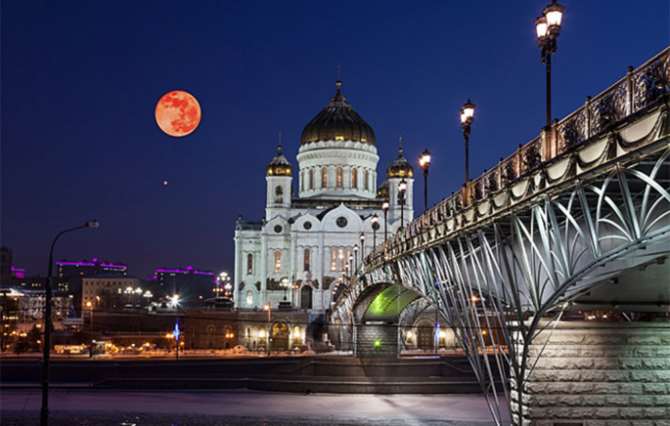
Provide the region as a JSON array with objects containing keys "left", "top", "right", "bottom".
[{"left": 300, "top": 81, "right": 376, "bottom": 145}]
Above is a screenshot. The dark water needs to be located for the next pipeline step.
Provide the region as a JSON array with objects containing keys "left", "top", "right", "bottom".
[{"left": 0, "top": 412, "right": 493, "bottom": 426}]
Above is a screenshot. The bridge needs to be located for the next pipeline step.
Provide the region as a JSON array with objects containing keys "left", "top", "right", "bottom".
[{"left": 329, "top": 47, "right": 670, "bottom": 425}]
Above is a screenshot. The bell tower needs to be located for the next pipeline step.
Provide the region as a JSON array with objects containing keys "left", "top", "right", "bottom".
[{"left": 266, "top": 144, "right": 292, "bottom": 219}]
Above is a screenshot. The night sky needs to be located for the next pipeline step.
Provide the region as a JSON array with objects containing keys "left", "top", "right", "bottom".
[{"left": 2, "top": 1, "right": 668, "bottom": 278}]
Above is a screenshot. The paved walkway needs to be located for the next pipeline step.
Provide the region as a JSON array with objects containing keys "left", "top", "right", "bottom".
[{"left": 1, "top": 390, "right": 501, "bottom": 425}]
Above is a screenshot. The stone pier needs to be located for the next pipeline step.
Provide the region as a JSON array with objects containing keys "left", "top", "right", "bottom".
[{"left": 513, "top": 321, "right": 670, "bottom": 426}]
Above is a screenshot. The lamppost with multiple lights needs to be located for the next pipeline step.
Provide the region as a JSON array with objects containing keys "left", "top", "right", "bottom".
[
  {"left": 42, "top": 220, "right": 99, "bottom": 426},
  {"left": 382, "top": 202, "right": 389, "bottom": 242},
  {"left": 459, "top": 100, "right": 476, "bottom": 185},
  {"left": 371, "top": 214, "right": 379, "bottom": 248},
  {"left": 418, "top": 149, "right": 431, "bottom": 212},
  {"left": 398, "top": 179, "right": 407, "bottom": 229},
  {"left": 535, "top": 0, "right": 565, "bottom": 129}
]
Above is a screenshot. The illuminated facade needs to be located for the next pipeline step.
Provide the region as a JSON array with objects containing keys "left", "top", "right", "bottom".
[{"left": 233, "top": 81, "right": 414, "bottom": 312}]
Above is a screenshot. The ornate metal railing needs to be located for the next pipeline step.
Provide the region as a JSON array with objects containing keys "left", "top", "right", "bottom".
[{"left": 367, "top": 46, "right": 670, "bottom": 268}]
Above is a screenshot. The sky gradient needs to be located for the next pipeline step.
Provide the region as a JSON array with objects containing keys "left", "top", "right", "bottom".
[{"left": 2, "top": 1, "right": 669, "bottom": 278}]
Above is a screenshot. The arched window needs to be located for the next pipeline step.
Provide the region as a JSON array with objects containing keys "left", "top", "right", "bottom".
[
  {"left": 246, "top": 291, "right": 253, "bottom": 306},
  {"left": 303, "top": 248, "right": 310, "bottom": 272},
  {"left": 336, "top": 167, "right": 343, "bottom": 188},
  {"left": 246, "top": 253, "right": 253, "bottom": 275},
  {"left": 309, "top": 169, "right": 314, "bottom": 190},
  {"left": 321, "top": 167, "right": 328, "bottom": 188},
  {"left": 364, "top": 170, "right": 370, "bottom": 190},
  {"left": 351, "top": 168, "right": 358, "bottom": 189},
  {"left": 274, "top": 185, "right": 283, "bottom": 204}
]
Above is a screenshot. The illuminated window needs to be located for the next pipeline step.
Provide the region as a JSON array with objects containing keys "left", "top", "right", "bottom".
[
  {"left": 309, "top": 170, "right": 314, "bottom": 190},
  {"left": 364, "top": 170, "right": 370, "bottom": 190},
  {"left": 321, "top": 167, "right": 328, "bottom": 188},
  {"left": 303, "top": 248, "right": 311, "bottom": 272},
  {"left": 274, "top": 251, "right": 282, "bottom": 273},
  {"left": 351, "top": 168, "right": 358, "bottom": 189},
  {"left": 330, "top": 249, "right": 337, "bottom": 272},
  {"left": 246, "top": 254, "right": 253, "bottom": 275},
  {"left": 246, "top": 291, "right": 253, "bottom": 306},
  {"left": 336, "top": 167, "right": 343, "bottom": 188}
]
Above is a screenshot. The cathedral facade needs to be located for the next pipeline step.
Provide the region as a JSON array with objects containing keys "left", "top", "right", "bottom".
[{"left": 233, "top": 81, "right": 414, "bottom": 313}]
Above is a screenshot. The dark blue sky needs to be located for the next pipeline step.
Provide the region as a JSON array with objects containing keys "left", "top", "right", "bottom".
[{"left": 2, "top": 1, "right": 668, "bottom": 277}]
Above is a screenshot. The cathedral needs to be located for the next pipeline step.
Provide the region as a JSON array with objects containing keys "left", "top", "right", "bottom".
[{"left": 233, "top": 80, "right": 414, "bottom": 313}]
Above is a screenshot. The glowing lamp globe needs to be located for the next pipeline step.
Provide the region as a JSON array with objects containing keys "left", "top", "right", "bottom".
[{"left": 155, "top": 90, "right": 202, "bottom": 137}]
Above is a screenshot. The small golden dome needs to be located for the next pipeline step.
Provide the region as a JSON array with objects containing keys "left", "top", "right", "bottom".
[
  {"left": 267, "top": 145, "right": 292, "bottom": 176},
  {"left": 386, "top": 145, "right": 414, "bottom": 178}
]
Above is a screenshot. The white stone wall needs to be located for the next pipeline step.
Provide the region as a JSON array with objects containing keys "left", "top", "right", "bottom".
[{"left": 513, "top": 321, "right": 670, "bottom": 426}]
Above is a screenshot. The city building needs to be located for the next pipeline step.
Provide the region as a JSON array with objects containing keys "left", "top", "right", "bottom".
[
  {"left": 82, "top": 276, "right": 145, "bottom": 312},
  {"left": 56, "top": 258, "right": 128, "bottom": 315},
  {"left": 151, "top": 266, "right": 216, "bottom": 306},
  {"left": 234, "top": 80, "right": 414, "bottom": 313}
]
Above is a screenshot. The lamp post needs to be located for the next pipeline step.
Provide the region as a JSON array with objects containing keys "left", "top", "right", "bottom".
[
  {"left": 347, "top": 254, "right": 353, "bottom": 279},
  {"left": 359, "top": 233, "right": 365, "bottom": 262},
  {"left": 371, "top": 214, "right": 379, "bottom": 249},
  {"left": 398, "top": 179, "right": 407, "bottom": 229},
  {"left": 85, "top": 301, "right": 94, "bottom": 331},
  {"left": 353, "top": 245, "right": 359, "bottom": 272},
  {"left": 263, "top": 303, "right": 272, "bottom": 356},
  {"left": 418, "top": 149, "right": 431, "bottom": 212},
  {"left": 42, "top": 220, "right": 99, "bottom": 426},
  {"left": 536, "top": 1, "right": 565, "bottom": 129},
  {"left": 382, "top": 202, "right": 389, "bottom": 242},
  {"left": 459, "top": 100, "right": 476, "bottom": 185}
]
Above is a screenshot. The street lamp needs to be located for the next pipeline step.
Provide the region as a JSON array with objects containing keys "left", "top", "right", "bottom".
[
  {"left": 42, "top": 220, "right": 99, "bottom": 426},
  {"left": 382, "top": 202, "right": 389, "bottom": 242},
  {"left": 459, "top": 100, "right": 476, "bottom": 185},
  {"left": 536, "top": 0, "right": 565, "bottom": 129},
  {"left": 359, "top": 233, "right": 365, "bottom": 262},
  {"left": 85, "top": 300, "right": 94, "bottom": 331},
  {"left": 418, "top": 149, "right": 431, "bottom": 212},
  {"left": 398, "top": 179, "right": 407, "bottom": 229},
  {"left": 371, "top": 214, "right": 379, "bottom": 249},
  {"left": 263, "top": 303, "right": 272, "bottom": 356},
  {"left": 353, "top": 245, "right": 359, "bottom": 272}
]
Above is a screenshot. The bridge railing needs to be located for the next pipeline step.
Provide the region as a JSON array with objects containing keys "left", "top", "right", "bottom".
[{"left": 367, "top": 46, "right": 670, "bottom": 268}]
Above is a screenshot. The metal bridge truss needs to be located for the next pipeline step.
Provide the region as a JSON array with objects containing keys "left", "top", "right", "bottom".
[
  {"left": 365, "top": 118, "right": 670, "bottom": 424},
  {"left": 331, "top": 48, "right": 670, "bottom": 425}
]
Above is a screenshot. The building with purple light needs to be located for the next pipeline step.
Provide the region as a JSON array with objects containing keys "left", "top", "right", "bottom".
[{"left": 57, "top": 257, "right": 128, "bottom": 278}]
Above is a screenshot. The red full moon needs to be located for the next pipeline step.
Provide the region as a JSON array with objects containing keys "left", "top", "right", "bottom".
[{"left": 155, "top": 90, "right": 202, "bottom": 137}]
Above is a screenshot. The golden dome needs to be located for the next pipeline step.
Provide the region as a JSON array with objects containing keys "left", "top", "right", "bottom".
[{"left": 300, "top": 80, "right": 376, "bottom": 145}]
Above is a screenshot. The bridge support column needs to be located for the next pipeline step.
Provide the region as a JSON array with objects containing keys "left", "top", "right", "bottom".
[
  {"left": 355, "top": 322, "right": 398, "bottom": 358},
  {"left": 512, "top": 321, "right": 670, "bottom": 426}
]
